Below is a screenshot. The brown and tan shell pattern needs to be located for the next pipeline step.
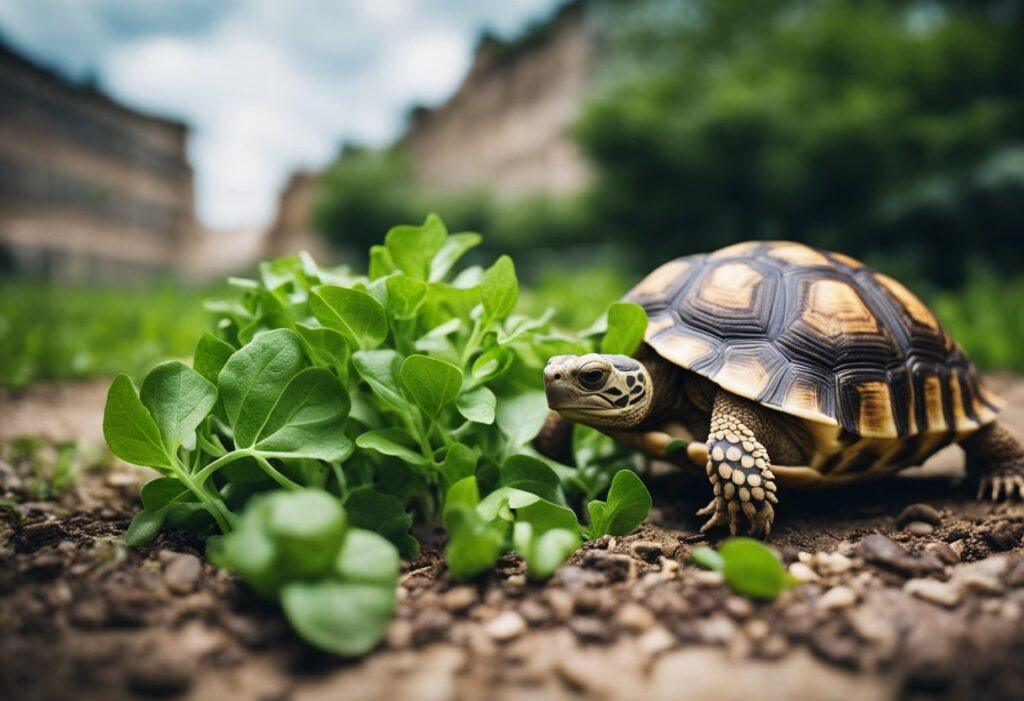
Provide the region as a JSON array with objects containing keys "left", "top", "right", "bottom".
[{"left": 627, "top": 241, "right": 1004, "bottom": 447}]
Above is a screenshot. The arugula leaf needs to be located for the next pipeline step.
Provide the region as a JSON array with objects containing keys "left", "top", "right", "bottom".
[
  {"left": 384, "top": 214, "right": 448, "bottom": 281},
  {"left": 586, "top": 469, "right": 651, "bottom": 537},
  {"left": 124, "top": 508, "right": 166, "bottom": 547},
  {"left": 345, "top": 487, "right": 419, "bottom": 560},
  {"left": 140, "top": 361, "right": 217, "bottom": 457},
  {"left": 400, "top": 354, "right": 462, "bottom": 419},
  {"left": 103, "top": 374, "right": 175, "bottom": 472},
  {"left": 481, "top": 255, "right": 518, "bottom": 322},
  {"left": 692, "top": 538, "right": 798, "bottom": 601},
  {"left": 455, "top": 385, "right": 496, "bottom": 424},
  {"left": 311, "top": 286, "right": 388, "bottom": 350},
  {"left": 385, "top": 274, "right": 428, "bottom": 320},
  {"left": 351, "top": 349, "right": 407, "bottom": 410},
  {"left": 193, "top": 333, "right": 236, "bottom": 385},
  {"left": 430, "top": 232, "right": 482, "bottom": 282},
  {"left": 601, "top": 302, "right": 648, "bottom": 356},
  {"left": 295, "top": 324, "right": 351, "bottom": 374},
  {"left": 252, "top": 368, "right": 352, "bottom": 461}
]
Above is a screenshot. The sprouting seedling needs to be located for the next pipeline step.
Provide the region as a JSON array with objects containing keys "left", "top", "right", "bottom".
[{"left": 692, "top": 537, "right": 799, "bottom": 600}]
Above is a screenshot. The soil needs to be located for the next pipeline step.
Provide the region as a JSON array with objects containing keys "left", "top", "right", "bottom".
[{"left": 2, "top": 374, "right": 1024, "bottom": 701}]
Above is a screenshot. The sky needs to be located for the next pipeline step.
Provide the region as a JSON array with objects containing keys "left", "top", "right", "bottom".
[{"left": 0, "top": 0, "right": 562, "bottom": 230}]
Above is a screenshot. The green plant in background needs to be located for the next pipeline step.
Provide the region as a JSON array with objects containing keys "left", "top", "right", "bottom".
[
  {"left": 102, "top": 214, "right": 652, "bottom": 655},
  {"left": 692, "top": 538, "right": 799, "bottom": 601}
]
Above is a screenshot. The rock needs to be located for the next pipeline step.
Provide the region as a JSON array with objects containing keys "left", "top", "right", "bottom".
[
  {"left": 818, "top": 586, "right": 857, "bottom": 610},
  {"left": 518, "top": 600, "right": 552, "bottom": 625},
  {"left": 788, "top": 562, "right": 820, "bottom": 583},
  {"left": 948, "top": 539, "right": 966, "bottom": 558},
  {"left": 759, "top": 634, "right": 789, "bottom": 659},
  {"left": 412, "top": 610, "right": 453, "bottom": 646},
  {"left": 126, "top": 654, "right": 192, "bottom": 696},
  {"left": 952, "top": 555, "right": 1007, "bottom": 595},
  {"left": 984, "top": 520, "right": 1024, "bottom": 551},
  {"left": 905, "top": 578, "right": 961, "bottom": 607},
  {"left": 903, "top": 621, "right": 962, "bottom": 690},
  {"left": 693, "top": 570, "right": 724, "bottom": 586},
  {"left": 545, "top": 589, "right": 575, "bottom": 621},
  {"left": 441, "top": 586, "right": 477, "bottom": 613},
  {"left": 724, "top": 596, "right": 754, "bottom": 619},
  {"left": 896, "top": 503, "right": 942, "bottom": 527},
  {"left": 924, "top": 541, "right": 960, "bottom": 565},
  {"left": 617, "top": 602, "right": 655, "bottom": 632},
  {"left": 638, "top": 626, "right": 677, "bottom": 656},
  {"left": 808, "top": 621, "right": 860, "bottom": 668},
  {"left": 68, "top": 596, "right": 110, "bottom": 628},
  {"left": 696, "top": 614, "right": 735, "bottom": 645},
  {"left": 581, "top": 550, "right": 634, "bottom": 583},
  {"left": 569, "top": 616, "right": 613, "bottom": 643},
  {"left": 905, "top": 521, "right": 935, "bottom": 537},
  {"left": 163, "top": 553, "right": 202, "bottom": 595},
  {"left": 386, "top": 619, "right": 413, "bottom": 649},
  {"left": 857, "top": 534, "right": 944, "bottom": 578},
  {"left": 1004, "top": 558, "right": 1024, "bottom": 587},
  {"left": 744, "top": 619, "right": 770, "bottom": 641},
  {"left": 629, "top": 540, "right": 664, "bottom": 562},
  {"left": 484, "top": 611, "right": 526, "bottom": 642},
  {"left": 813, "top": 551, "right": 853, "bottom": 575}
]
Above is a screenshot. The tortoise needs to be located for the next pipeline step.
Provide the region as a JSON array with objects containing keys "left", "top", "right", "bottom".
[{"left": 540, "top": 241, "right": 1023, "bottom": 536}]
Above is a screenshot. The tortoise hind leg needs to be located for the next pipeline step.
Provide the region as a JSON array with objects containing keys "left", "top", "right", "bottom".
[
  {"left": 698, "top": 391, "right": 779, "bottom": 537},
  {"left": 962, "top": 422, "right": 1024, "bottom": 500}
]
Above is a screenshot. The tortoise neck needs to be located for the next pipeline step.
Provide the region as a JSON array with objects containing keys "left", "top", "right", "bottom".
[{"left": 637, "top": 351, "right": 687, "bottom": 424}]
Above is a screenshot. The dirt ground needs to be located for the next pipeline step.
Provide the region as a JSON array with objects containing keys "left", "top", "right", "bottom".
[{"left": 2, "top": 375, "right": 1024, "bottom": 701}]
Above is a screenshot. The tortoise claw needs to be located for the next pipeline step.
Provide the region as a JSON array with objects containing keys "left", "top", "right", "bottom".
[{"left": 979, "top": 469, "right": 1024, "bottom": 502}]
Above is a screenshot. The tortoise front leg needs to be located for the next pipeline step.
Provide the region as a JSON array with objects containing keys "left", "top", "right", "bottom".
[
  {"left": 698, "top": 391, "right": 779, "bottom": 537},
  {"left": 962, "top": 422, "right": 1024, "bottom": 500}
]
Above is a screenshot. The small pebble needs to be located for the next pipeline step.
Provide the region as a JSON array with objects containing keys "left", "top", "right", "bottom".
[
  {"left": 616, "top": 603, "right": 655, "bottom": 632},
  {"left": 813, "top": 551, "right": 853, "bottom": 575},
  {"left": 905, "top": 521, "right": 934, "bottom": 537},
  {"left": 1004, "top": 558, "right": 1024, "bottom": 587},
  {"left": 904, "top": 578, "right": 962, "bottom": 608},
  {"left": 638, "top": 626, "right": 677, "bottom": 656},
  {"left": 818, "top": 586, "right": 857, "bottom": 610},
  {"left": 724, "top": 596, "right": 754, "bottom": 619},
  {"left": 693, "top": 570, "right": 724, "bottom": 586},
  {"left": 745, "top": 619, "right": 770, "bottom": 641},
  {"left": 896, "top": 503, "right": 942, "bottom": 527},
  {"left": 518, "top": 600, "right": 552, "bottom": 625},
  {"left": 163, "top": 553, "right": 202, "bottom": 595},
  {"left": 484, "top": 611, "right": 527, "bottom": 642},
  {"left": 569, "top": 616, "right": 613, "bottom": 643},
  {"left": 924, "top": 541, "right": 960, "bottom": 565},
  {"left": 788, "top": 562, "right": 819, "bottom": 583},
  {"left": 441, "top": 586, "right": 477, "bottom": 613},
  {"left": 629, "top": 541, "right": 664, "bottom": 562}
]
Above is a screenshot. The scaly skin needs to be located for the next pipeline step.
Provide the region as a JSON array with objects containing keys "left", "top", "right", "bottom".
[
  {"left": 698, "top": 391, "right": 779, "bottom": 536},
  {"left": 962, "top": 422, "right": 1024, "bottom": 500}
]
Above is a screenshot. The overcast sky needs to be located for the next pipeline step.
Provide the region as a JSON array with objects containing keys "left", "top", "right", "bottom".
[{"left": 0, "top": 0, "right": 562, "bottom": 230}]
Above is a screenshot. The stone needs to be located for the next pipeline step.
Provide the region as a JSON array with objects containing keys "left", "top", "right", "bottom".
[
  {"left": 518, "top": 600, "right": 552, "bottom": 625},
  {"left": 693, "top": 570, "right": 724, "bottom": 586},
  {"left": 813, "top": 551, "right": 853, "bottom": 575},
  {"left": 857, "top": 534, "right": 944, "bottom": 578},
  {"left": 629, "top": 540, "right": 664, "bottom": 562},
  {"left": 952, "top": 555, "right": 1007, "bottom": 595},
  {"left": 896, "top": 503, "right": 942, "bottom": 527},
  {"left": 1004, "top": 558, "right": 1024, "bottom": 587},
  {"left": 984, "top": 520, "right": 1024, "bottom": 551},
  {"left": 818, "top": 586, "right": 857, "bottom": 610},
  {"left": 924, "top": 541, "right": 960, "bottom": 565},
  {"left": 484, "top": 611, "right": 526, "bottom": 641},
  {"left": 441, "top": 586, "right": 477, "bottom": 613},
  {"left": 545, "top": 588, "right": 575, "bottom": 621},
  {"left": 697, "top": 615, "right": 736, "bottom": 645},
  {"left": 163, "top": 553, "right": 202, "bottom": 595},
  {"left": 616, "top": 602, "right": 655, "bottom": 632},
  {"left": 905, "top": 521, "right": 935, "bottom": 537},
  {"left": 581, "top": 550, "right": 634, "bottom": 583},
  {"left": 724, "top": 596, "right": 754, "bottom": 619},
  {"left": 788, "top": 562, "right": 820, "bottom": 583},
  {"left": 569, "top": 616, "right": 613, "bottom": 643},
  {"left": 638, "top": 626, "right": 676, "bottom": 656},
  {"left": 905, "top": 578, "right": 961, "bottom": 608}
]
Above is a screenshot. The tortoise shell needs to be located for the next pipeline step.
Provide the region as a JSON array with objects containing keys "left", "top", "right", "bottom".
[{"left": 626, "top": 241, "right": 1003, "bottom": 443}]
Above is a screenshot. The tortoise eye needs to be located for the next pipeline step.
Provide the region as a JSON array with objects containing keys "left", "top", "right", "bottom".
[{"left": 579, "top": 367, "right": 606, "bottom": 388}]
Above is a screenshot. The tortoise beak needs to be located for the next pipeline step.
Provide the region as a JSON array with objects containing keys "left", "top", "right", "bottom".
[{"left": 543, "top": 366, "right": 574, "bottom": 409}]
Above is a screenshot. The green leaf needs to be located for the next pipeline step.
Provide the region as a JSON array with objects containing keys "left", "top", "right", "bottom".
[
  {"left": 495, "top": 390, "right": 551, "bottom": 453},
  {"left": 481, "top": 255, "right": 518, "bottom": 322},
  {"left": 455, "top": 386, "right": 496, "bottom": 424},
  {"left": 601, "top": 302, "right": 648, "bottom": 356},
  {"left": 218, "top": 329, "right": 307, "bottom": 449},
  {"left": 717, "top": 538, "right": 794, "bottom": 601},
  {"left": 385, "top": 214, "right": 447, "bottom": 280},
  {"left": 385, "top": 275, "right": 428, "bottom": 320},
  {"left": 140, "top": 361, "right": 217, "bottom": 457},
  {"left": 103, "top": 374, "right": 173, "bottom": 472},
  {"left": 281, "top": 579, "right": 395, "bottom": 656},
  {"left": 437, "top": 443, "right": 477, "bottom": 487},
  {"left": 193, "top": 333, "right": 236, "bottom": 385},
  {"left": 500, "top": 455, "right": 564, "bottom": 505},
  {"left": 352, "top": 349, "right": 407, "bottom": 410},
  {"left": 295, "top": 324, "right": 351, "bottom": 374},
  {"left": 430, "top": 232, "right": 482, "bottom": 282},
  {"left": 264, "top": 489, "right": 347, "bottom": 580},
  {"left": 356, "top": 429, "right": 430, "bottom": 468},
  {"left": 253, "top": 367, "right": 352, "bottom": 461},
  {"left": 140, "top": 477, "right": 189, "bottom": 511},
  {"left": 514, "top": 523, "right": 580, "bottom": 579},
  {"left": 400, "top": 354, "right": 462, "bottom": 419},
  {"left": 691, "top": 546, "right": 725, "bottom": 572},
  {"left": 335, "top": 528, "right": 402, "bottom": 585},
  {"left": 587, "top": 470, "right": 651, "bottom": 537},
  {"left": 345, "top": 488, "right": 419, "bottom": 560},
  {"left": 445, "top": 504, "right": 505, "bottom": 580},
  {"left": 469, "top": 346, "right": 514, "bottom": 386},
  {"left": 368, "top": 245, "right": 397, "bottom": 280},
  {"left": 311, "top": 286, "right": 388, "bottom": 349},
  {"left": 124, "top": 508, "right": 165, "bottom": 547}
]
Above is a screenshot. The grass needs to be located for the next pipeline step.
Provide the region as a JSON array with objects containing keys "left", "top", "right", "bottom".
[{"left": 0, "top": 280, "right": 220, "bottom": 387}]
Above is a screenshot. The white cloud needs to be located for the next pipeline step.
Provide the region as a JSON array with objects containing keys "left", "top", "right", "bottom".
[{"left": 0, "top": 0, "right": 564, "bottom": 229}]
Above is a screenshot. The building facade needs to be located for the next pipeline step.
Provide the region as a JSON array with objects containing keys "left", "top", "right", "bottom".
[{"left": 0, "top": 43, "right": 196, "bottom": 281}]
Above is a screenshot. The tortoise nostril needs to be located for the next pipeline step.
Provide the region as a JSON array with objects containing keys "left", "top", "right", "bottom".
[{"left": 553, "top": 373, "right": 561, "bottom": 380}]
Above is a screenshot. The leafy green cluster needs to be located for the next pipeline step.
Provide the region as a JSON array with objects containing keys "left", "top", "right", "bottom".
[
  {"left": 102, "top": 214, "right": 652, "bottom": 654},
  {"left": 692, "top": 538, "right": 799, "bottom": 601}
]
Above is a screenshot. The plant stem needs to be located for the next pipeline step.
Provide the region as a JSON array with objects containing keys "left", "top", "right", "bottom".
[
  {"left": 194, "top": 449, "right": 251, "bottom": 485},
  {"left": 252, "top": 454, "right": 303, "bottom": 491},
  {"left": 460, "top": 317, "right": 488, "bottom": 367}
]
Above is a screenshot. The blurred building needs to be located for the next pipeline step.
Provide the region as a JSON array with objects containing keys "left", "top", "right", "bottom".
[
  {"left": 402, "top": 0, "right": 596, "bottom": 198},
  {"left": 0, "top": 42, "right": 199, "bottom": 281}
]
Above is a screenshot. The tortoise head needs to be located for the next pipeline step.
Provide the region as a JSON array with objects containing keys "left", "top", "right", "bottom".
[{"left": 543, "top": 353, "right": 653, "bottom": 429}]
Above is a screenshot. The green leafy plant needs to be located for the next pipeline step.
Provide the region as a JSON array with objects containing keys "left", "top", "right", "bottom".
[
  {"left": 102, "top": 214, "right": 652, "bottom": 655},
  {"left": 692, "top": 538, "right": 799, "bottom": 600}
]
